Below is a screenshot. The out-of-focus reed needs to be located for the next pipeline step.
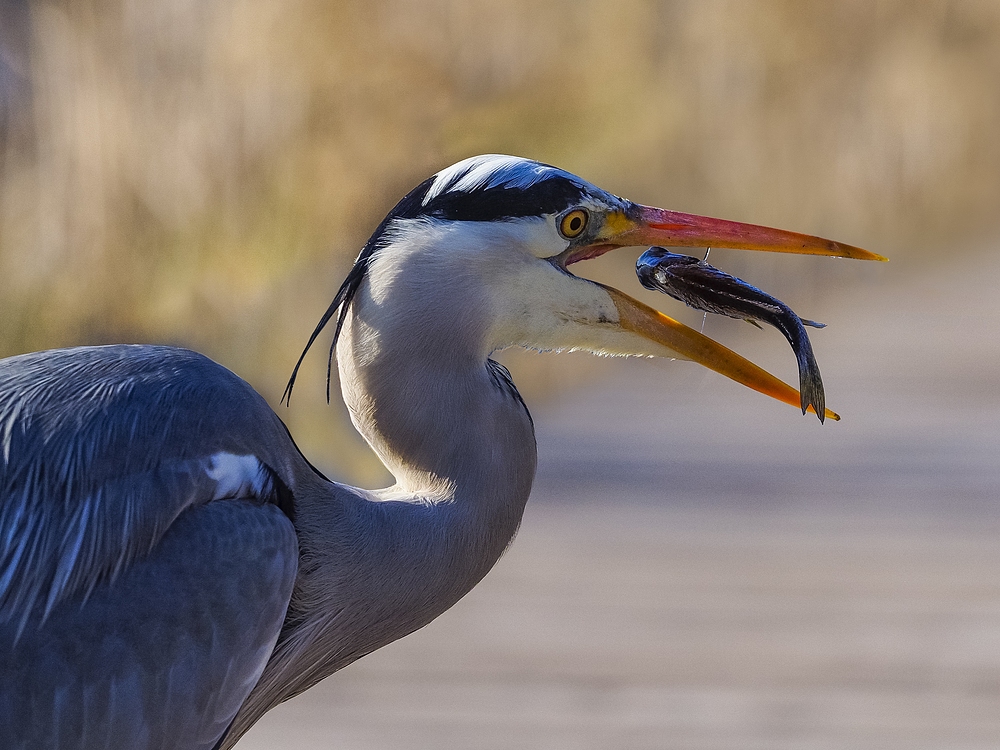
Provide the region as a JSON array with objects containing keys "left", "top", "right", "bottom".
[{"left": 1, "top": 0, "right": 998, "bottom": 482}]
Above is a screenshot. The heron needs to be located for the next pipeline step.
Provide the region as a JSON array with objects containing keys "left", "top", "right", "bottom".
[{"left": 0, "top": 155, "right": 882, "bottom": 749}]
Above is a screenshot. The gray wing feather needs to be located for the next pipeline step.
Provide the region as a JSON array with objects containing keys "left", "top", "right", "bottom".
[
  {"left": 0, "top": 345, "right": 296, "bottom": 632},
  {"left": 0, "top": 344, "right": 303, "bottom": 748},
  {"left": 1, "top": 499, "right": 297, "bottom": 750}
]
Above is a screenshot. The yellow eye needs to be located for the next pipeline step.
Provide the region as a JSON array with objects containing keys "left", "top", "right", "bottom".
[{"left": 559, "top": 209, "right": 589, "bottom": 239}]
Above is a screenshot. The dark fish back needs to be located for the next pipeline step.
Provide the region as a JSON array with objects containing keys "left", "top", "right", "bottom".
[{"left": 636, "top": 247, "right": 827, "bottom": 422}]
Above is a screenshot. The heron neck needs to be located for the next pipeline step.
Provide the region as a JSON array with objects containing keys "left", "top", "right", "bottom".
[
  {"left": 228, "top": 323, "right": 537, "bottom": 743},
  {"left": 227, "top": 266, "right": 538, "bottom": 745},
  {"left": 332, "top": 299, "right": 536, "bottom": 601},
  {"left": 292, "top": 311, "right": 536, "bottom": 678},
  {"left": 338, "top": 298, "right": 536, "bottom": 497}
]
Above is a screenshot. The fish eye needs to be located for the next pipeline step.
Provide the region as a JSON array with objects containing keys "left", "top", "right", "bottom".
[{"left": 559, "top": 209, "right": 589, "bottom": 239}]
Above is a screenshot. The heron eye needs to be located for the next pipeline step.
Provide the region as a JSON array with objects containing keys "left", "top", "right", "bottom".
[{"left": 559, "top": 209, "right": 589, "bottom": 239}]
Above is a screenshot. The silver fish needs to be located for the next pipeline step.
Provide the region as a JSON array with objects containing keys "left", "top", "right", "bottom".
[{"left": 636, "top": 246, "right": 827, "bottom": 422}]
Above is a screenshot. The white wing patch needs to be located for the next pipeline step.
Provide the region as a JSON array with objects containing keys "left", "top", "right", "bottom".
[
  {"left": 422, "top": 155, "right": 577, "bottom": 205},
  {"left": 205, "top": 453, "right": 270, "bottom": 501}
]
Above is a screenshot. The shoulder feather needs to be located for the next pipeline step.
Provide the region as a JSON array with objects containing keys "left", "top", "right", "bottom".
[{"left": 0, "top": 345, "right": 295, "bottom": 633}]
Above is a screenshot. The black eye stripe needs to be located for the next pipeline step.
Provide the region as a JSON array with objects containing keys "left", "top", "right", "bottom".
[{"left": 403, "top": 178, "right": 587, "bottom": 222}]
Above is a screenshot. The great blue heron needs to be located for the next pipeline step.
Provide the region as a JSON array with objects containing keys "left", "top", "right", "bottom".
[{"left": 0, "top": 155, "right": 882, "bottom": 749}]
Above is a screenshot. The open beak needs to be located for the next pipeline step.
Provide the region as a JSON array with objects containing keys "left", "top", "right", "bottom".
[{"left": 565, "top": 204, "right": 886, "bottom": 421}]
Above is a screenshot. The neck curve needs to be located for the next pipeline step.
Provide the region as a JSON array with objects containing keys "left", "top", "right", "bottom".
[
  {"left": 228, "top": 271, "right": 537, "bottom": 744},
  {"left": 327, "top": 268, "right": 538, "bottom": 653},
  {"left": 343, "top": 314, "right": 534, "bottom": 496},
  {"left": 336, "top": 227, "right": 538, "bottom": 504}
]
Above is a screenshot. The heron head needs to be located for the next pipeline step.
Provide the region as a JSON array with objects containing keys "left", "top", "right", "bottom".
[{"left": 286, "top": 155, "right": 883, "bottom": 418}]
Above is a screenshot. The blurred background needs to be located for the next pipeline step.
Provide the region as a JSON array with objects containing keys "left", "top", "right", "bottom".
[{"left": 3, "top": 0, "right": 1000, "bottom": 747}]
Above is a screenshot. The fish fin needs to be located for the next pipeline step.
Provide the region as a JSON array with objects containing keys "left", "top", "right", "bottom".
[{"left": 801, "top": 319, "right": 826, "bottom": 329}]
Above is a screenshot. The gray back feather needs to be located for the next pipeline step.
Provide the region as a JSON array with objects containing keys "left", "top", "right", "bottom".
[{"left": 0, "top": 345, "right": 294, "bottom": 633}]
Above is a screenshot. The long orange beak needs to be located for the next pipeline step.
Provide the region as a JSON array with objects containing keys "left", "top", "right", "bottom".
[
  {"left": 565, "top": 204, "right": 887, "bottom": 264},
  {"left": 622, "top": 204, "right": 886, "bottom": 260},
  {"left": 567, "top": 203, "right": 885, "bottom": 422}
]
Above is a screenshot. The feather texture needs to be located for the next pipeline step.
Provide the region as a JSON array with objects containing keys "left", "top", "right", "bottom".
[
  {"left": 422, "top": 154, "right": 583, "bottom": 205},
  {"left": 0, "top": 345, "right": 297, "bottom": 633},
  {"left": 1, "top": 499, "right": 297, "bottom": 750}
]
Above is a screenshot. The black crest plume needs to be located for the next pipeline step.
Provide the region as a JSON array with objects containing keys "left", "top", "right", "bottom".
[{"left": 281, "top": 177, "right": 435, "bottom": 405}]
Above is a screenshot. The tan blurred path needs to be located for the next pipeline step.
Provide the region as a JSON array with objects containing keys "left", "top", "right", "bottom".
[{"left": 239, "top": 249, "right": 1000, "bottom": 749}]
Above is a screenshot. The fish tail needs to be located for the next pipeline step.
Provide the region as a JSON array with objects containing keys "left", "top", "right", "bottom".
[
  {"left": 791, "top": 326, "right": 826, "bottom": 423},
  {"left": 767, "top": 308, "right": 826, "bottom": 422}
]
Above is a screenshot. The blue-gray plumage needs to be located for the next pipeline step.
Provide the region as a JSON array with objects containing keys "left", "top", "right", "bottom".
[{"left": 0, "top": 155, "right": 879, "bottom": 748}]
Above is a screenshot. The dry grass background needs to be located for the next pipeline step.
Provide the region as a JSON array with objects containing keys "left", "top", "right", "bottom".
[
  {"left": 2, "top": 0, "right": 1000, "bottom": 484},
  {"left": 1, "top": 0, "right": 999, "bottom": 475}
]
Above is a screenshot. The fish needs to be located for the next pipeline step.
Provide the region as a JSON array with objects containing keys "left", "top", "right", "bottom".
[{"left": 636, "top": 246, "right": 828, "bottom": 422}]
